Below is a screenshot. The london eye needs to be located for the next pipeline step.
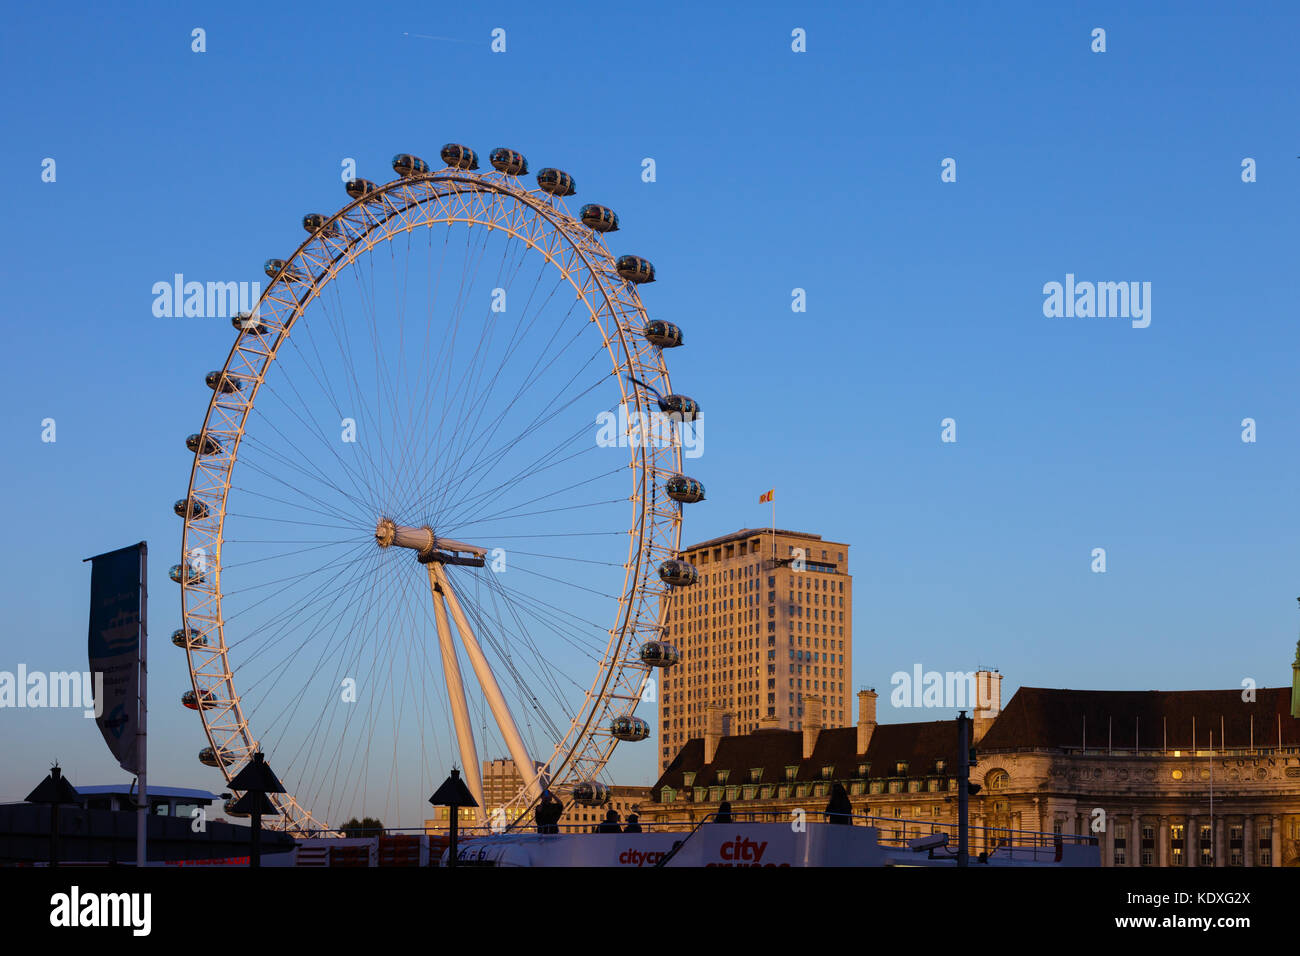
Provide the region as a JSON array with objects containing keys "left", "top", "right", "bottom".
[{"left": 172, "top": 144, "right": 705, "bottom": 832}]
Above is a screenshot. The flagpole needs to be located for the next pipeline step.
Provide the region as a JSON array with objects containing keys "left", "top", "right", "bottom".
[{"left": 137, "top": 541, "right": 147, "bottom": 868}]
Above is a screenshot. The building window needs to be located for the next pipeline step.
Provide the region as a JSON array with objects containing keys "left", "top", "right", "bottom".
[
  {"left": 986, "top": 770, "right": 1008, "bottom": 791},
  {"left": 1200, "top": 825, "right": 1212, "bottom": 866},
  {"left": 1140, "top": 825, "right": 1155, "bottom": 866},
  {"left": 1114, "top": 823, "right": 1127, "bottom": 866},
  {"left": 1229, "top": 825, "right": 1244, "bottom": 866},
  {"left": 1170, "top": 824, "right": 1185, "bottom": 866},
  {"left": 1259, "top": 822, "right": 1272, "bottom": 866}
]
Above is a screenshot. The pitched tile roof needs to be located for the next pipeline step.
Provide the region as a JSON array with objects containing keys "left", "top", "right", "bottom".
[
  {"left": 653, "top": 721, "right": 958, "bottom": 798},
  {"left": 978, "top": 686, "right": 1300, "bottom": 751},
  {"left": 653, "top": 686, "right": 1300, "bottom": 796}
]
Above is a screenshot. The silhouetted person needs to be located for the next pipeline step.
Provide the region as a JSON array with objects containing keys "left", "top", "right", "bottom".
[
  {"left": 597, "top": 809, "right": 622, "bottom": 833},
  {"left": 713, "top": 801, "right": 733, "bottom": 824},
  {"left": 535, "top": 790, "right": 563, "bottom": 834},
  {"left": 623, "top": 812, "right": 642, "bottom": 833},
  {"left": 823, "top": 782, "right": 852, "bottom": 825}
]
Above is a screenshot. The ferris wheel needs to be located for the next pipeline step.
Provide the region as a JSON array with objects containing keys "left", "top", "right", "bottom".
[{"left": 172, "top": 144, "right": 706, "bottom": 833}]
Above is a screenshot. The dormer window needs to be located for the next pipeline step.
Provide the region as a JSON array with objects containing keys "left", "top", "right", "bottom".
[
  {"left": 716, "top": 770, "right": 729, "bottom": 785},
  {"left": 784, "top": 765, "right": 798, "bottom": 782},
  {"left": 821, "top": 765, "right": 834, "bottom": 780},
  {"left": 895, "top": 760, "right": 908, "bottom": 775},
  {"left": 934, "top": 759, "right": 946, "bottom": 774},
  {"left": 682, "top": 772, "right": 696, "bottom": 787},
  {"left": 748, "top": 767, "right": 762, "bottom": 784}
]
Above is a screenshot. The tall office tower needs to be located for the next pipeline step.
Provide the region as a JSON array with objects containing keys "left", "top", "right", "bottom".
[{"left": 656, "top": 528, "right": 852, "bottom": 773}]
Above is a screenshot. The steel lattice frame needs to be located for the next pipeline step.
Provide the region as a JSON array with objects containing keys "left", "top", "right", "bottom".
[{"left": 179, "top": 164, "right": 685, "bottom": 833}]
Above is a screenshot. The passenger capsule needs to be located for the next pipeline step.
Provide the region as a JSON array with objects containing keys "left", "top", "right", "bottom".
[
  {"left": 570, "top": 780, "right": 611, "bottom": 807},
  {"left": 302, "top": 213, "right": 340, "bottom": 236},
  {"left": 264, "top": 258, "right": 304, "bottom": 282},
  {"left": 391, "top": 154, "right": 430, "bottom": 177},
  {"left": 181, "top": 689, "right": 215, "bottom": 710},
  {"left": 638, "top": 640, "right": 680, "bottom": 668},
  {"left": 198, "top": 747, "right": 224, "bottom": 768},
  {"left": 665, "top": 475, "right": 705, "bottom": 503},
  {"left": 536, "top": 168, "right": 576, "bottom": 196},
  {"left": 205, "top": 371, "right": 242, "bottom": 393},
  {"left": 231, "top": 312, "right": 268, "bottom": 336},
  {"left": 186, "top": 433, "right": 223, "bottom": 456},
  {"left": 610, "top": 715, "right": 650, "bottom": 741},
  {"left": 489, "top": 147, "right": 528, "bottom": 175},
  {"left": 172, "top": 628, "right": 209, "bottom": 649},
  {"left": 174, "top": 497, "right": 210, "bottom": 520},
  {"left": 441, "top": 143, "right": 480, "bottom": 170},
  {"left": 644, "top": 321, "right": 683, "bottom": 348},
  {"left": 616, "top": 255, "right": 655, "bottom": 284},
  {"left": 657, "top": 559, "right": 699, "bottom": 588},
  {"left": 656, "top": 393, "right": 700, "bottom": 422},
  {"left": 345, "top": 178, "right": 379, "bottom": 201},
  {"left": 224, "top": 797, "right": 249, "bottom": 818},
  {"left": 579, "top": 204, "right": 619, "bottom": 233},
  {"left": 169, "top": 564, "right": 205, "bottom": 585}
]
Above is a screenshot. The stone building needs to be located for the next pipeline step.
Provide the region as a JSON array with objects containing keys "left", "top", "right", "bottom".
[
  {"left": 650, "top": 664, "right": 1300, "bottom": 866},
  {"left": 657, "top": 528, "right": 852, "bottom": 773}
]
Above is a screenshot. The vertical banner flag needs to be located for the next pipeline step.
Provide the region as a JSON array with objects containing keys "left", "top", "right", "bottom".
[{"left": 86, "top": 542, "right": 145, "bottom": 773}]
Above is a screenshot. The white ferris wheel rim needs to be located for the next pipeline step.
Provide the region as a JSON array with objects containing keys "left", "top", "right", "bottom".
[{"left": 178, "top": 161, "right": 686, "bottom": 833}]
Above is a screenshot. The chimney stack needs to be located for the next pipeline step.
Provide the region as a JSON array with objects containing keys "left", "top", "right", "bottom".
[
  {"left": 704, "top": 703, "right": 724, "bottom": 765},
  {"left": 857, "top": 688, "right": 878, "bottom": 755},
  {"left": 801, "top": 695, "right": 823, "bottom": 759},
  {"left": 973, "top": 669, "right": 1003, "bottom": 744}
]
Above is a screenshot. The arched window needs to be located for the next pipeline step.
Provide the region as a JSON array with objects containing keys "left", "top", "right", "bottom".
[{"left": 986, "top": 769, "right": 1009, "bottom": 791}]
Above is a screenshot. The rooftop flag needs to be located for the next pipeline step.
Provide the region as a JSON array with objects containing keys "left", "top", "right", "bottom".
[{"left": 759, "top": 489, "right": 774, "bottom": 503}]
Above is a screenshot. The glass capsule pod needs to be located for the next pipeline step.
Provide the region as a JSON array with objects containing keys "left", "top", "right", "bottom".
[
  {"left": 665, "top": 475, "right": 705, "bottom": 503},
  {"left": 656, "top": 393, "right": 700, "bottom": 422},
  {"left": 345, "top": 178, "right": 378, "bottom": 200},
  {"left": 536, "top": 168, "right": 576, "bottom": 196},
  {"left": 489, "top": 147, "right": 528, "bottom": 175},
  {"left": 174, "top": 497, "right": 210, "bottom": 520},
  {"left": 263, "top": 258, "right": 304, "bottom": 282},
  {"left": 181, "top": 689, "right": 215, "bottom": 710},
  {"left": 657, "top": 558, "right": 699, "bottom": 587},
  {"left": 198, "top": 747, "right": 223, "bottom": 768},
  {"left": 205, "top": 371, "right": 242, "bottom": 393},
  {"left": 638, "top": 640, "right": 681, "bottom": 667},
  {"left": 610, "top": 715, "right": 650, "bottom": 741},
  {"left": 224, "top": 797, "right": 249, "bottom": 818},
  {"left": 579, "top": 204, "right": 619, "bottom": 232},
  {"left": 616, "top": 255, "right": 655, "bottom": 284},
  {"left": 172, "top": 628, "right": 208, "bottom": 649},
  {"left": 392, "top": 154, "right": 430, "bottom": 177},
  {"left": 169, "top": 564, "right": 205, "bottom": 585},
  {"left": 441, "top": 143, "right": 479, "bottom": 170},
  {"left": 186, "top": 433, "right": 223, "bottom": 456},
  {"left": 644, "top": 320, "right": 682, "bottom": 348},
  {"left": 570, "top": 780, "right": 611, "bottom": 807},
  {"left": 302, "top": 213, "right": 339, "bottom": 236},
  {"left": 231, "top": 312, "right": 268, "bottom": 336}
]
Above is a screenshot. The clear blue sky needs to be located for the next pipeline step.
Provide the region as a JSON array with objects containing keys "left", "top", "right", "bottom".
[{"left": 2, "top": 1, "right": 1298, "bottom": 814}]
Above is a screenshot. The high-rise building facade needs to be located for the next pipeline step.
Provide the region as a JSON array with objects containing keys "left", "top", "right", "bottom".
[{"left": 657, "top": 528, "right": 852, "bottom": 773}]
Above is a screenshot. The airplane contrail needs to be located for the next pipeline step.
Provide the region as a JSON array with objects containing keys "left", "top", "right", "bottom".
[{"left": 402, "top": 32, "right": 467, "bottom": 43}]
